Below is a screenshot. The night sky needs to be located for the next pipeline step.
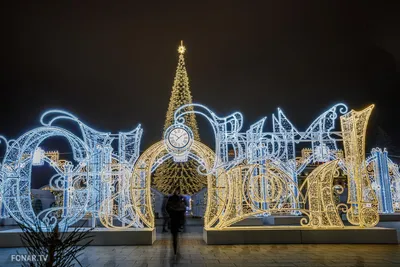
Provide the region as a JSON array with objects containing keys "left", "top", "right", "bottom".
[{"left": 1, "top": 2, "right": 400, "bottom": 152}]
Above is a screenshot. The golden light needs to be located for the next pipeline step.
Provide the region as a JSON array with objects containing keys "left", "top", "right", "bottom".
[{"left": 178, "top": 40, "right": 186, "bottom": 54}]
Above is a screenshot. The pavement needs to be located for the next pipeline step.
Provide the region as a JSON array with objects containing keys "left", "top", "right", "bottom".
[{"left": 1, "top": 225, "right": 400, "bottom": 267}]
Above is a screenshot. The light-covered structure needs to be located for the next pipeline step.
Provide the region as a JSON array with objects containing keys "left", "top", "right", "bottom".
[
  {"left": 0, "top": 110, "right": 143, "bottom": 230},
  {"left": 0, "top": 102, "right": 397, "bottom": 231},
  {"left": 366, "top": 148, "right": 400, "bottom": 213}
]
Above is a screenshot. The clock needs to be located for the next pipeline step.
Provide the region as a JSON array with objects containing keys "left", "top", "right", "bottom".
[
  {"left": 164, "top": 124, "right": 194, "bottom": 156},
  {"left": 168, "top": 127, "right": 190, "bottom": 148}
]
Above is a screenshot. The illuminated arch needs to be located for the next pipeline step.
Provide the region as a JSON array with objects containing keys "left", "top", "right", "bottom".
[{"left": 129, "top": 140, "right": 218, "bottom": 228}]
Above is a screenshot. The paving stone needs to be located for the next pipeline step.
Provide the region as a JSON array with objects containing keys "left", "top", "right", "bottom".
[{"left": 0, "top": 226, "right": 399, "bottom": 267}]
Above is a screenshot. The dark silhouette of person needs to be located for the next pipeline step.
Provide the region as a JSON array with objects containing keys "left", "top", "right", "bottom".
[
  {"left": 166, "top": 188, "right": 186, "bottom": 258},
  {"left": 161, "top": 195, "right": 170, "bottom": 232}
]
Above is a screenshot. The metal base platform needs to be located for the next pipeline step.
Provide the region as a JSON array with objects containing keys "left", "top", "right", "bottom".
[
  {"left": 228, "top": 215, "right": 305, "bottom": 227},
  {"left": 232, "top": 217, "right": 264, "bottom": 226},
  {"left": 203, "top": 226, "right": 398, "bottom": 244},
  {"left": 378, "top": 213, "right": 400, "bottom": 221},
  {"left": 263, "top": 215, "right": 306, "bottom": 225},
  {"left": 0, "top": 228, "right": 156, "bottom": 247},
  {"left": 0, "top": 218, "right": 17, "bottom": 226}
]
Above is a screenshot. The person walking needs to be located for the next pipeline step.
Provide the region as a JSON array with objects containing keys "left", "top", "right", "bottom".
[{"left": 166, "top": 188, "right": 186, "bottom": 259}]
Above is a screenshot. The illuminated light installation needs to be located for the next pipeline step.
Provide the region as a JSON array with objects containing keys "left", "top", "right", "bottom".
[
  {"left": 366, "top": 148, "right": 400, "bottom": 213},
  {"left": 212, "top": 160, "right": 345, "bottom": 229},
  {"left": 0, "top": 43, "right": 387, "bottom": 232},
  {"left": 0, "top": 110, "right": 142, "bottom": 230},
  {"left": 174, "top": 103, "right": 348, "bottom": 174},
  {"left": 174, "top": 103, "right": 379, "bottom": 229},
  {"left": 340, "top": 105, "right": 379, "bottom": 227},
  {"left": 0, "top": 103, "right": 388, "bottom": 231},
  {"left": 299, "top": 160, "right": 346, "bottom": 228}
]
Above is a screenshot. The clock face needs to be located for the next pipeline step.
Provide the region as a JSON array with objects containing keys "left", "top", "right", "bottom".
[{"left": 168, "top": 128, "right": 190, "bottom": 148}]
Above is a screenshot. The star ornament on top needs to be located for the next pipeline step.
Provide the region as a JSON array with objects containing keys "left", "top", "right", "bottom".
[{"left": 178, "top": 40, "right": 186, "bottom": 54}]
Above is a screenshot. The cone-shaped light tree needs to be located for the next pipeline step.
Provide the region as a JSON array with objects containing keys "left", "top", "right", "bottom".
[{"left": 152, "top": 41, "right": 206, "bottom": 195}]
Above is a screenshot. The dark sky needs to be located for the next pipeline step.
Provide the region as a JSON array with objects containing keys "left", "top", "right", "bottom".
[{"left": 1, "top": 1, "right": 399, "bottom": 152}]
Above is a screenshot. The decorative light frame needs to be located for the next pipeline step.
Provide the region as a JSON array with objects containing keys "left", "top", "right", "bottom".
[
  {"left": 0, "top": 110, "right": 142, "bottom": 230},
  {"left": 0, "top": 103, "right": 392, "bottom": 231}
]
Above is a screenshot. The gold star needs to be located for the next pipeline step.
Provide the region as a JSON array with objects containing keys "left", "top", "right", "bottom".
[{"left": 178, "top": 40, "right": 186, "bottom": 54}]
